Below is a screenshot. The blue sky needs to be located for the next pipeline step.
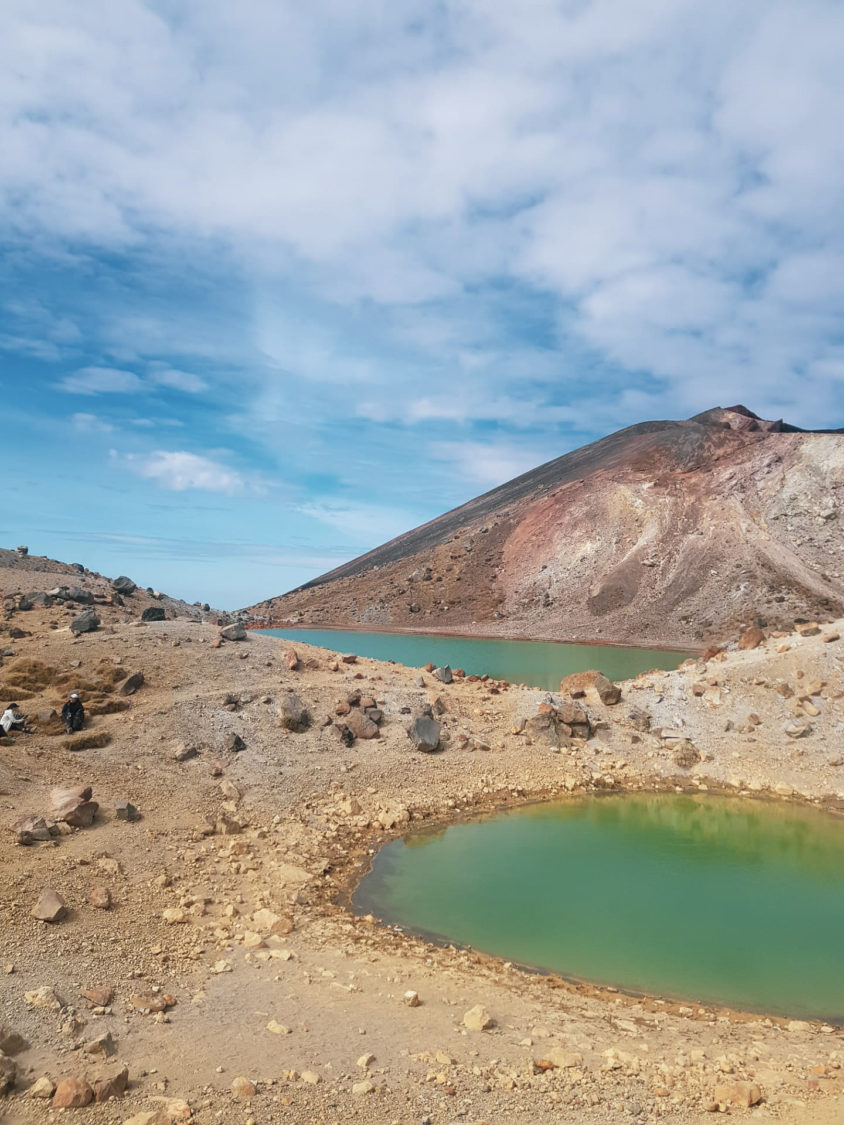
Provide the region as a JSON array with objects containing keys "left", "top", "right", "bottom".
[{"left": 3, "top": 0, "right": 844, "bottom": 609}]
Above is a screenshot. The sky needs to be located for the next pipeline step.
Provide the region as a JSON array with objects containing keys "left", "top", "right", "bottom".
[{"left": 3, "top": 0, "right": 844, "bottom": 609}]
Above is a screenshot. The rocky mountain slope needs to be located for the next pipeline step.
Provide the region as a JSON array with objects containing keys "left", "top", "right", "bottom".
[
  {"left": 248, "top": 407, "right": 844, "bottom": 647},
  {"left": 0, "top": 546, "right": 229, "bottom": 626}
]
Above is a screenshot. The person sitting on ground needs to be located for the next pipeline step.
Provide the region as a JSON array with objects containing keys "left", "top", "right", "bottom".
[
  {"left": 1, "top": 702, "right": 28, "bottom": 734},
  {"left": 61, "top": 692, "right": 85, "bottom": 734}
]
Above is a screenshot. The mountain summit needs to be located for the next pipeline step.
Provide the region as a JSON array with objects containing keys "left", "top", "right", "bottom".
[{"left": 248, "top": 407, "right": 844, "bottom": 646}]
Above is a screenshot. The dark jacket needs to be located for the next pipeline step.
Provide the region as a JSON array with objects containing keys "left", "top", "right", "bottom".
[{"left": 61, "top": 699, "right": 85, "bottom": 724}]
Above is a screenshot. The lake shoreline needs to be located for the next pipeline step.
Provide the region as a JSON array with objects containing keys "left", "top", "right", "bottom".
[
  {"left": 253, "top": 620, "right": 698, "bottom": 656},
  {"left": 349, "top": 790, "right": 844, "bottom": 1023}
]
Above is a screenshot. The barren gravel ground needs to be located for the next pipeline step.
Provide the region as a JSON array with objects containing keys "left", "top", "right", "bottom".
[{"left": 1, "top": 578, "right": 843, "bottom": 1125}]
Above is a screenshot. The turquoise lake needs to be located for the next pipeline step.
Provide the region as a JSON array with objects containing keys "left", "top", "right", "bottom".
[
  {"left": 353, "top": 794, "right": 844, "bottom": 1020},
  {"left": 261, "top": 628, "right": 687, "bottom": 690}
]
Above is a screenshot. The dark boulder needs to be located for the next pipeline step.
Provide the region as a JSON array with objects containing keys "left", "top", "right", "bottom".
[
  {"left": 65, "top": 586, "right": 94, "bottom": 604},
  {"left": 408, "top": 716, "right": 442, "bottom": 753},
  {"left": 279, "top": 694, "right": 310, "bottom": 732},
  {"left": 70, "top": 608, "right": 100, "bottom": 635},
  {"left": 141, "top": 606, "right": 166, "bottom": 622},
  {"left": 118, "top": 672, "right": 144, "bottom": 696}
]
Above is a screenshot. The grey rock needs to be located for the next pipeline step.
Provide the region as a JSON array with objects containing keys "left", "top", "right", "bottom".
[
  {"left": 117, "top": 671, "right": 144, "bottom": 696},
  {"left": 225, "top": 733, "right": 246, "bottom": 752},
  {"left": 433, "top": 665, "right": 453, "bottom": 684},
  {"left": 115, "top": 801, "right": 139, "bottom": 822},
  {"left": 13, "top": 815, "right": 52, "bottom": 844},
  {"left": 141, "top": 606, "right": 166, "bottom": 622},
  {"left": 525, "top": 712, "right": 566, "bottom": 747},
  {"left": 112, "top": 576, "right": 136, "bottom": 595},
  {"left": 65, "top": 586, "right": 94, "bottom": 604},
  {"left": 279, "top": 693, "right": 310, "bottom": 733},
  {"left": 220, "top": 623, "right": 247, "bottom": 641},
  {"left": 70, "top": 608, "right": 100, "bottom": 635},
  {"left": 409, "top": 716, "right": 442, "bottom": 753}
]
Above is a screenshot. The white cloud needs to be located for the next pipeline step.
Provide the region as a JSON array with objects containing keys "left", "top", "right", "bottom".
[
  {"left": 148, "top": 367, "right": 209, "bottom": 393},
  {"left": 2, "top": 0, "right": 844, "bottom": 431},
  {"left": 127, "top": 450, "right": 247, "bottom": 494},
  {"left": 430, "top": 439, "right": 561, "bottom": 489},
  {"left": 71, "top": 411, "right": 113, "bottom": 434},
  {"left": 58, "top": 366, "right": 143, "bottom": 395}
]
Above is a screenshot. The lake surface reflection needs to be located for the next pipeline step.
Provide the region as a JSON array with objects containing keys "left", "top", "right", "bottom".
[
  {"left": 262, "top": 628, "right": 686, "bottom": 690},
  {"left": 354, "top": 794, "right": 844, "bottom": 1020}
]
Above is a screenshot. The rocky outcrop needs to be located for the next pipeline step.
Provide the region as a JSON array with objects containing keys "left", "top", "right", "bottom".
[{"left": 248, "top": 407, "right": 844, "bottom": 646}]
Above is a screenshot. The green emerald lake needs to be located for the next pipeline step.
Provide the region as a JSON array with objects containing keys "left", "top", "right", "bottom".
[
  {"left": 261, "top": 628, "right": 685, "bottom": 690},
  {"left": 353, "top": 794, "right": 844, "bottom": 1020}
]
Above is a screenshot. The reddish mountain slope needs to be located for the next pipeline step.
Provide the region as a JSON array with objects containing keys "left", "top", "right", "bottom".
[{"left": 247, "top": 407, "right": 844, "bottom": 647}]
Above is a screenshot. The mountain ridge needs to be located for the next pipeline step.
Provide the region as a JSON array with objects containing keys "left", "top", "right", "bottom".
[{"left": 247, "top": 407, "right": 844, "bottom": 646}]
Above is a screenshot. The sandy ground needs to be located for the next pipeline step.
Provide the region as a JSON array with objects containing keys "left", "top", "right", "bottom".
[{"left": 1, "top": 576, "right": 843, "bottom": 1125}]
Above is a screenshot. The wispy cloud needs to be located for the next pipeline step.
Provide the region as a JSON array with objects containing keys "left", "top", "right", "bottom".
[
  {"left": 148, "top": 367, "right": 209, "bottom": 394},
  {"left": 124, "top": 450, "right": 249, "bottom": 494},
  {"left": 59, "top": 367, "right": 144, "bottom": 395},
  {"left": 299, "top": 501, "right": 416, "bottom": 544},
  {"left": 72, "top": 412, "right": 114, "bottom": 434},
  {"left": 53, "top": 528, "right": 346, "bottom": 568},
  {"left": 58, "top": 364, "right": 209, "bottom": 397}
]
